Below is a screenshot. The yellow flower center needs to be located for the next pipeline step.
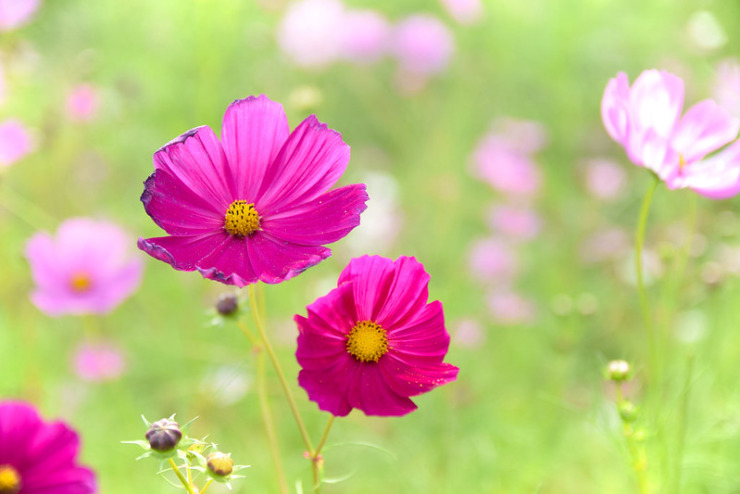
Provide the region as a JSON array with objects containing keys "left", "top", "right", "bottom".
[
  {"left": 69, "top": 273, "right": 92, "bottom": 292},
  {"left": 0, "top": 465, "right": 20, "bottom": 494},
  {"left": 678, "top": 153, "right": 686, "bottom": 172},
  {"left": 224, "top": 200, "right": 260, "bottom": 237},
  {"left": 346, "top": 320, "right": 389, "bottom": 363}
]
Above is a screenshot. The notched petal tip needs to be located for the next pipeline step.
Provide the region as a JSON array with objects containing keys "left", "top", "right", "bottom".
[{"left": 154, "top": 125, "right": 209, "bottom": 156}]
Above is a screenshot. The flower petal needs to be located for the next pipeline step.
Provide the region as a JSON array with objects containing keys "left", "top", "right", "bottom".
[
  {"left": 258, "top": 115, "right": 351, "bottom": 215},
  {"left": 137, "top": 233, "right": 230, "bottom": 271},
  {"left": 670, "top": 99, "right": 740, "bottom": 163},
  {"left": 298, "top": 355, "right": 358, "bottom": 417},
  {"left": 681, "top": 139, "right": 740, "bottom": 199},
  {"left": 601, "top": 72, "right": 631, "bottom": 145},
  {"left": 347, "top": 364, "right": 417, "bottom": 416},
  {"left": 0, "top": 402, "right": 42, "bottom": 463},
  {"left": 380, "top": 356, "right": 459, "bottom": 398},
  {"left": 338, "top": 255, "right": 396, "bottom": 322},
  {"left": 628, "top": 69, "right": 684, "bottom": 139},
  {"left": 153, "top": 125, "right": 233, "bottom": 211},
  {"left": 196, "top": 236, "right": 258, "bottom": 286},
  {"left": 387, "top": 301, "right": 450, "bottom": 365},
  {"left": 262, "top": 184, "right": 368, "bottom": 245},
  {"left": 246, "top": 232, "right": 331, "bottom": 284},
  {"left": 220, "top": 95, "right": 290, "bottom": 202},
  {"left": 374, "top": 256, "right": 432, "bottom": 330},
  {"left": 141, "top": 169, "right": 224, "bottom": 236}
]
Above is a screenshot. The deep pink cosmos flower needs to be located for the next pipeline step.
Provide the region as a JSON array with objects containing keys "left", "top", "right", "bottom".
[
  {"left": 0, "top": 401, "right": 96, "bottom": 493},
  {"left": 295, "top": 256, "right": 458, "bottom": 416},
  {"left": 138, "top": 95, "right": 368, "bottom": 286},
  {"left": 602, "top": 69, "right": 740, "bottom": 198},
  {"left": 26, "top": 218, "right": 143, "bottom": 316},
  {"left": 0, "top": 0, "right": 40, "bottom": 31}
]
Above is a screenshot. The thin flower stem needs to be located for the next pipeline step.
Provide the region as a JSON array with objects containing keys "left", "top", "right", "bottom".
[
  {"left": 199, "top": 479, "right": 214, "bottom": 494},
  {"left": 247, "top": 284, "right": 315, "bottom": 455},
  {"left": 257, "top": 350, "right": 290, "bottom": 494},
  {"left": 615, "top": 385, "right": 649, "bottom": 494},
  {"left": 235, "top": 320, "right": 259, "bottom": 348},
  {"left": 168, "top": 458, "right": 197, "bottom": 494},
  {"left": 311, "top": 416, "right": 336, "bottom": 494},
  {"left": 315, "top": 416, "right": 335, "bottom": 458},
  {"left": 635, "top": 176, "right": 660, "bottom": 382}
]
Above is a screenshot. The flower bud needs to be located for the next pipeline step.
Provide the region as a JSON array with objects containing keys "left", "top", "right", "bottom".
[
  {"left": 145, "top": 418, "right": 182, "bottom": 452},
  {"left": 606, "top": 360, "right": 631, "bottom": 382},
  {"left": 619, "top": 401, "right": 638, "bottom": 422},
  {"left": 216, "top": 294, "right": 238, "bottom": 316},
  {"left": 207, "top": 452, "right": 234, "bottom": 477}
]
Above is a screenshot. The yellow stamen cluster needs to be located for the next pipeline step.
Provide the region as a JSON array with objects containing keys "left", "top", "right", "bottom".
[
  {"left": 224, "top": 200, "right": 260, "bottom": 237},
  {"left": 346, "top": 320, "right": 389, "bottom": 363},
  {"left": 0, "top": 465, "right": 21, "bottom": 494},
  {"left": 69, "top": 273, "right": 92, "bottom": 292}
]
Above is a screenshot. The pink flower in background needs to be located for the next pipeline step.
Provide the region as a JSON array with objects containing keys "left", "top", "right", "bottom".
[
  {"left": 66, "top": 84, "right": 100, "bottom": 122},
  {"left": 138, "top": 95, "right": 368, "bottom": 286},
  {"left": 487, "top": 291, "right": 536, "bottom": 325},
  {"left": 0, "top": 401, "right": 96, "bottom": 493},
  {"left": 73, "top": 341, "right": 127, "bottom": 382},
  {"left": 26, "top": 218, "right": 143, "bottom": 316},
  {"left": 602, "top": 69, "right": 740, "bottom": 198},
  {"left": 487, "top": 205, "right": 541, "bottom": 241},
  {"left": 585, "top": 158, "right": 627, "bottom": 200},
  {"left": 492, "top": 118, "right": 549, "bottom": 154},
  {"left": 472, "top": 133, "right": 542, "bottom": 197},
  {"left": 453, "top": 318, "right": 484, "bottom": 348},
  {"left": 392, "top": 14, "right": 454, "bottom": 76},
  {"left": 338, "top": 10, "right": 390, "bottom": 64},
  {"left": 277, "top": 0, "right": 344, "bottom": 68},
  {"left": 467, "top": 237, "right": 518, "bottom": 284},
  {"left": 0, "top": 0, "right": 41, "bottom": 31},
  {"left": 579, "top": 227, "right": 629, "bottom": 264},
  {"left": 0, "top": 119, "right": 33, "bottom": 168},
  {"left": 295, "top": 256, "right": 459, "bottom": 416},
  {"left": 439, "top": 0, "right": 483, "bottom": 25},
  {"left": 714, "top": 59, "right": 740, "bottom": 117}
]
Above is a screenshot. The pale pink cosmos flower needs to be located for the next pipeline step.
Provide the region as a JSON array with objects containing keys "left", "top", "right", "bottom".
[
  {"left": 73, "top": 340, "right": 127, "bottom": 382},
  {"left": 453, "top": 318, "right": 484, "bottom": 348},
  {"left": 277, "top": 0, "right": 344, "bottom": 68},
  {"left": 338, "top": 10, "right": 390, "bottom": 64},
  {"left": 392, "top": 14, "right": 454, "bottom": 76},
  {"left": 713, "top": 59, "right": 740, "bottom": 118},
  {"left": 0, "top": 119, "right": 33, "bottom": 168},
  {"left": 468, "top": 237, "right": 518, "bottom": 284},
  {"left": 585, "top": 158, "right": 627, "bottom": 200},
  {"left": 487, "top": 291, "right": 536, "bottom": 325},
  {"left": 472, "top": 133, "right": 542, "bottom": 198},
  {"left": 487, "top": 204, "right": 541, "bottom": 241},
  {"left": 0, "top": 0, "right": 41, "bottom": 31},
  {"left": 66, "top": 84, "right": 100, "bottom": 122},
  {"left": 26, "top": 218, "right": 143, "bottom": 316},
  {"left": 439, "top": 0, "right": 483, "bottom": 25},
  {"left": 602, "top": 69, "right": 740, "bottom": 199},
  {"left": 492, "top": 118, "right": 549, "bottom": 154}
]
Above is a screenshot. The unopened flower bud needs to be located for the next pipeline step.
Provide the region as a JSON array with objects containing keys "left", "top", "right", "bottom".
[
  {"left": 207, "top": 452, "right": 234, "bottom": 477},
  {"left": 216, "top": 294, "right": 238, "bottom": 316},
  {"left": 619, "top": 401, "right": 638, "bottom": 422},
  {"left": 146, "top": 418, "right": 182, "bottom": 452},
  {"left": 606, "top": 360, "right": 631, "bottom": 382}
]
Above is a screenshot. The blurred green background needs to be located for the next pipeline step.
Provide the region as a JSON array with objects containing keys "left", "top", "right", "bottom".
[{"left": 3, "top": 0, "right": 740, "bottom": 492}]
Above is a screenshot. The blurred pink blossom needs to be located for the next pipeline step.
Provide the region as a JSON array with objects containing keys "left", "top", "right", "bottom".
[
  {"left": 579, "top": 227, "right": 629, "bottom": 264},
  {"left": 714, "top": 59, "right": 740, "bottom": 118},
  {"left": 277, "top": 0, "right": 344, "bottom": 68},
  {"left": 66, "top": 84, "right": 100, "bottom": 122},
  {"left": 492, "top": 118, "right": 549, "bottom": 154},
  {"left": 472, "top": 134, "right": 542, "bottom": 197},
  {"left": 487, "top": 291, "right": 536, "bottom": 325},
  {"left": 338, "top": 10, "right": 390, "bottom": 64},
  {"left": 453, "top": 318, "right": 484, "bottom": 348},
  {"left": 392, "top": 14, "right": 454, "bottom": 76},
  {"left": 468, "top": 237, "right": 518, "bottom": 284},
  {"left": 0, "top": 0, "right": 41, "bottom": 31},
  {"left": 602, "top": 69, "right": 740, "bottom": 199},
  {"left": 73, "top": 340, "right": 127, "bottom": 382},
  {"left": 585, "top": 158, "right": 627, "bottom": 200},
  {"left": 26, "top": 218, "right": 143, "bottom": 316},
  {"left": 439, "top": 0, "right": 483, "bottom": 25},
  {"left": 0, "top": 119, "right": 33, "bottom": 168},
  {"left": 487, "top": 204, "right": 541, "bottom": 241}
]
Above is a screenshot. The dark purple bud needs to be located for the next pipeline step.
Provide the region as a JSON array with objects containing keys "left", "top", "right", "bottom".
[
  {"left": 216, "top": 294, "right": 238, "bottom": 316},
  {"left": 145, "top": 418, "right": 182, "bottom": 452}
]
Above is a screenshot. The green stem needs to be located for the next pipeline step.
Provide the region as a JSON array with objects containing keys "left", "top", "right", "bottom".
[
  {"left": 635, "top": 177, "right": 660, "bottom": 382},
  {"left": 615, "top": 384, "right": 649, "bottom": 494},
  {"left": 312, "top": 416, "right": 336, "bottom": 494},
  {"left": 671, "top": 353, "right": 695, "bottom": 494},
  {"left": 200, "top": 479, "right": 214, "bottom": 494},
  {"left": 167, "top": 458, "right": 197, "bottom": 494},
  {"left": 257, "top": 347, "right": 290, "bottom": 494}
]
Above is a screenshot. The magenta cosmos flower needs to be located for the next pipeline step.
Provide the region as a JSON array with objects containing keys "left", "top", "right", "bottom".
[
  {"left": 26, "top": 218, "right": 143, "bottom": 316},
  {"left": 295, "top": 255, "right": 459, "bottom": 416},
  {"left": 602, "top": 69, "right": 740, "bottom": 198},
  {"left": 138, "top": 95, "right": 368, "bottom": 286},
  {"left": 0, "top": 401, "right": 96, "bottom": 493}
]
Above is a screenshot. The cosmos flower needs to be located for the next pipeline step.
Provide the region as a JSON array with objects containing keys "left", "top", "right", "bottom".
[
  {"left": 467, "top": 236, "right": 519, "bottom": 284},
  {"left": 0, "top": 120, "right": 33, "bottom": 168},
  {"left": 295, "top": 255, "right": 459, "bottom": 416},
  {"left": 601, "top": 69, "right": 740, "bottom": 198},
  {"left": 337, "top": 10, "right": 391, "bottom": 65},
  {"left": 0, "top": 0, "right": 41, "bottom": 31},
  {"left": 66, "top": 84, "right": 100, "bottom": 122},
  {"left": 487, "top": 290, "right": 536, "bottom": 325},
  {"left": 584, "top": 158, "right": 627, "bottom": 200},
  {"left": 138, "top": 95, "right": 368, "bottom": 286},
  {"left": 0, "top": 401, "right": 96, "bottom": 493},
  {"left": 392, "top": 14, "right": 455, "bottom": 76},
  {"left": 439, "top": 0, "right": 483, "bottom": 25},
  {"left": 26, "top": 218, "right": 143, "bottom": 316},
  {"left": 72, "top": 340, "right": 127, "bottom": 382},
  {"left": 471, "top": 130, "right": 542, "bottom": 198},
  {"left": 486, "top": 205, "right": 541, "bottom": 241},
  {"left": 276, "top": 0, "right": 345, "bottom": 68}
]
